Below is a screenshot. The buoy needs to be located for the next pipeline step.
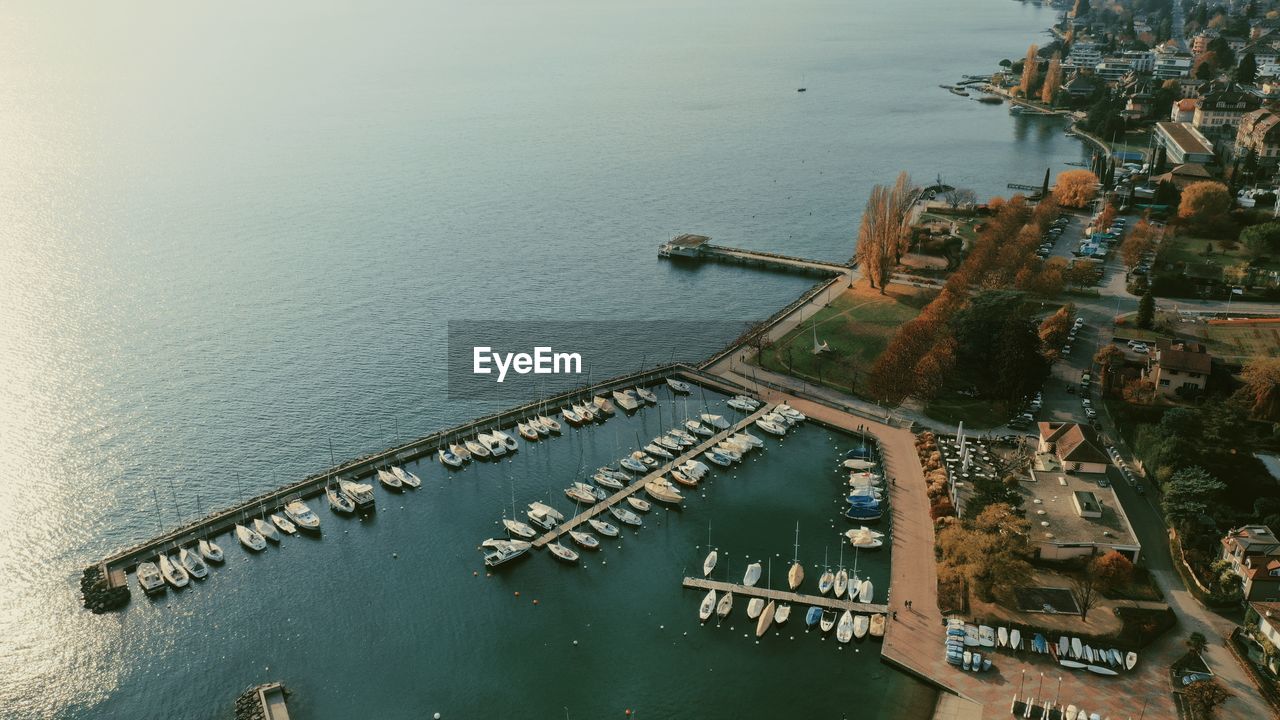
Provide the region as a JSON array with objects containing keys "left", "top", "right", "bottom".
[
  {"left": 435, "top": 714, "right": 441, "bottom": 719},
  {"left": 514, "top": 591, "right": 520, "bottom": 597},
  {"left": 573, "top": 640, "right": 578, "bottom": 645},
  {"left": 533, "top": 599, "right": 539, "bottom": 605},
  {"left": 473, "top": 571, "right": 478, "bottom": 577},
  {"left": 392, "top": 553, "right": 398, "bottom": 559}
]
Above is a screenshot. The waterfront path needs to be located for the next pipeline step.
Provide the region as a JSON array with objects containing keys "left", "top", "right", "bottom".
[{"left": 681, "top": 577, "right": 888, "bottom": 615}]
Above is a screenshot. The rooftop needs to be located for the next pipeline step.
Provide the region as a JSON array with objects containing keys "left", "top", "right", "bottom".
[
  {"left": 1155, "top": 339, "right": 1212, "bottom": 374},
  {"left": 1225, "top": 524, "right": 1280, "bottom": 554},
  {"left": 667, "top": 234, "right": 710, "bottom": 248},
  {"left": 1251, "top": 601, "right": 1280, "bottom": 636},
  {"left": 1038, "top": 422, "right": 1109, "bottom": 465},
  {"left": 1156, "top": 122, "right": 1215, "bottom": 156},
  {"left": 1018, "top": 469, "right": 1140, "bottom": 549}
]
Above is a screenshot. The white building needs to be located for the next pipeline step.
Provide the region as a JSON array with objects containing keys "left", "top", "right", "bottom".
[
  {"left": 1154, "top": 55, "right": 1193, "bottom": 79},
  {"left": 1065, "top": 40, "right": 1102, "bottom": 70}
]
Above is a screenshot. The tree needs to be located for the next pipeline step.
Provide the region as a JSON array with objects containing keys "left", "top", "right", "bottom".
[
  {"left": 1137, "top": 290, "right": 1155, "bottom": 329},
  {"left": 854, "top": 172, "right": 916, "bottom": 293},
  {"left": 1020, "top": 44, "right": 1039, "bottom": 97},
  {"left": 1039, "top": 305, "right": 1073, "bottom": 350},
  {"left": 1041, "top": 54, "right": 1062, "bottom": 105},
  {"left": 1070, "top": 564, "right": 1102, "bottom": 621},
  {"left": 1091, "top": 550, "right": 1134, "bottom": 592},
  {"left": 1094, "top": 345, "right": 1125, "bottom": 395},
  {"left": 1186, "top": 631, "right": 1208, "bottom": 654},
  {"left": 1241, "top": 357, "right": 1280, "bottom": 420},
  {"left": 1161, "top": 466, "right": 1226, "bottom": 528},
  {"left": 1240, "top": 222, "right": 1280, "bottom": 258},
  {"left": 1122, "top": 378, "right": 1156, "bottom": 404},
  {"left": 1121, "top": 220, "right": 1156, "bottom": 269},
  {"left": 1183, "top": 677, "right": 1232, "bottom": 717},
  {"left": 1238, "top": 51, "right": 1258, "bottom": 84},
  {"left": 1055, "top": 169, "right": 1100, "bottom": 208},
  {"left": 951, "top": 290, "right": 1049, "bottom": 406},
  {"left": 1178, "top": 181, "right": 1233, "bottom": 229}
]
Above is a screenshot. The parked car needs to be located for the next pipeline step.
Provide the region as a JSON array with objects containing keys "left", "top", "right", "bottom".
[
  {"left": 1181, "top": 673, "right": 1213, "bottom": 686},
  {"left": 1135, "top": 484, "right": 1145, "bottom": 495},
  {"left": 1132, "top": 343, "right": 1149, "bottom": 354}
]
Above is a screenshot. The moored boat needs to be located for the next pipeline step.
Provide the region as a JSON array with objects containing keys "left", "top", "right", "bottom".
[
  {"left": 339, "top": 480, "right": 376, "bottom": 510},
  {"left": 178, "top": 547, "right": 208, "bottom": 579},
  {"left": 625, "top": 496, "right": 651, "bottom": 512},
  {"left": 703, "top": 550, "right": 718, "bottom": 577},
  {"left": 198, "top": 538, "right": 224, "bottom": 563},
  {"left": 376, "top": 469, "right": 403, "bottom": 491},
  {"left": 853, "top": 614, "right": 869, "bottom": 640},
  {"left": 158, "top": 553, "right": 189, "bottom": 588},
  {"left": 271, "top": 513, "right": 297, "bottom": 535},
  {"left": 836, "top": 611, "right": 854, "bottom": 643},
  {"left": 588, "top": 518, "right": 619, "bottom": 537},
  {"left": 569, "top": 530, "right": 600, "bottom": 550},
  {"left": 390, "top": 466, "right": 421, "bottom": 489},
  {"left": 746, "top": 597, "right": 764, "bottom": 619},
  {"left": 743, "top": 562, "right": 762, "bottom": 587},
  {"left": 869, "top": 613, "right": 885, "bottom": 638},
  {"left": 699, "top": 589, "right": 716, "bottom": 622},
  {"left": 136, "top": 561, "right": 166, "bottom": 594},
  {"left": 667, "top": 378, "right": 692, "bottom": 394},
  {"left": 547, "top": 542, "right": 579, "bottom": 563},
  {"left": 716, "top": 590, "right": 733, "bottom": 618},
  {"left": 254, "top": 516, "right": 280, "bottom": 543},
  {"left": 635, "top": 386, "right": 658, "bottom": 403},
  {"left": 504, "top": 518, "right": 537, "bottom": 539},
  {"left": 284, "top": 500, "right": 321, "bottom": 532},
  {"left": 236, "top": 523, "right": 267, "bottom": 551},
  {"left": 756, "top": 600, "right": 776, "bottom": 637},
  {"left": 482, "top": 538, "right": 530, "bottom": 567},
  {"left": 609, "top": 505, "right": 643, "bottom": 526}
]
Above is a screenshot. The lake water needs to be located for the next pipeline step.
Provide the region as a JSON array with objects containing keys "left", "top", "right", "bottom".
[{"left": 0, "top": 0, "right": 1086, "bottom": 716}]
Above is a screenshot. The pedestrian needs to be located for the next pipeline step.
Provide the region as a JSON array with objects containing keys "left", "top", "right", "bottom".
[{"left": 892, "top": 611, "right": 898, "bottom": 621}]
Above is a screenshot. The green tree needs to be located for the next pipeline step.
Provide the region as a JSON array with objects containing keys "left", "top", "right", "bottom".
[
  {"left": 951, "top": 290, "right": 1049, "bottom": 406},
  {"left": 1237, "top": 52, "right": 1258, "bottom": 84},
  {"left": 1240, "top": 222, "right": 1280, "bottom": 258},
  {"left": 1161, "top": 466, "right": 1226, "bottom": 528},
  {"left": 1183, "top": 677, "right": 1232, "bottom": 717},
  {"left": 1137, "top": 290, "right": 1155, "bottom": 329}
]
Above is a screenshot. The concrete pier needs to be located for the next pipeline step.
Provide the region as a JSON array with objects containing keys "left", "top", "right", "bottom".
[{"left": 681, "top": 577, "right": 889, "bottom": 615}]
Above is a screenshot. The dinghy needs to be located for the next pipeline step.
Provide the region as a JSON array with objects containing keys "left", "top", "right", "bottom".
[
  {"left": 699, "top": 589, "right": 716, "bottom": 622},
  {"left": 1086, "top": 664, "right": 1118, "bottom": 676},
  {"left": 978, "top": 625, "right": 996, "bottom": 647},
  {"left": 1060, "top": 659, "right": 1086, "bottom": 669}
]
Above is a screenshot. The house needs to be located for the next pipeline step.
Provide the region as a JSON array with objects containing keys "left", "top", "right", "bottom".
[
  {"left": 1236, "top": 109, "right": 1280, "bottom": 168},
  {"left": 1060, "top": 72, "right": 1101, "bottom": 101},
  {"left": 1149, "top": 163, "right": 1215, "bottom": 191},
  {"left": 1171, "top": 98, "right": 1197, "bottom": 123},
  {"left": 1192, "top": 29, "right": 1219, "bottom": 55},
  {"left": 1155, "top": 122, "right": 1217, "bottom": 165},
  {"left": 1243, "top": 42, "right": 1280, "bottom": 67},
  {"left": 1143, "top": 339, "right": 1212, "bottom": 398},
  {"left": 1095, "top": 59, "right": 1134, "bottom": 82},
  {"left": 1223, "top": 525, "right": 1280, "bottom": 601},
  {"left": 1120, "top": 50, "right": 1155, "bottom": 73},
  {"left": 1244, "top": 601, "right": 1280, "bottom": 675},
  {"left": 1193, "top": 84, "right": 1263, "bottom": 142},
  {"left": 1036, "top": 422, "right": 1110, "bottom": 474}
]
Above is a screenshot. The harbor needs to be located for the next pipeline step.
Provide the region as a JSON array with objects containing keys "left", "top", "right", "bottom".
[{"left": 682, "top": 576, "right": 888, "bottom": 615}]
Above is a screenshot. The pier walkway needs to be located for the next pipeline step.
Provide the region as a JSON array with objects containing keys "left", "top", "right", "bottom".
[
  {"left": 530, "top": 403, "right": 775, "bottom": 548},
  {"left": 681, "top": 577, "right": 888, "bottom": 615}
]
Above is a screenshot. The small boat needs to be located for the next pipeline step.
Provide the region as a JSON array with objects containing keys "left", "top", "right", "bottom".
[
  {"left": 538, "top": 415, "right": 562, "bottom": 433},
  {"left": 842, "top": 459, "right": 876, "bottom": 470},
  {"left": 971, "top": 652, "right": 982, "bottom": 672},
  {"left": 684, "top": 420, "right": 713, "bottom": 437},
  {"left": 573, "top": 481, "right": 606, "bottom": 500},
  {"left": 669, "top": 471, "right": 697, "bottom": 488},
  {"left": 478, "top": 433, "right": 505, "bottom": 457},
  {"left": 178, "top": 547, "right": 208, "bottom": 579},
  {"left": 1125, "top": 651, "right": 1138, "bottom": 670},
  {"left": 377, "top": 469, "right": 403, "bottom": 491},
  {"left": 858, "top": 579, "right": 873, "bottom": 603},
  {"left": 564, "top": 486, "right": 597, "bottom": 505},
  {"left": 136, "top": 561, "right": 166, "bottom": 594},
  {"left": 526, "top": 509, "right": 557, "bottom": 531},
  {"left": 198, "top": 538, "right": 224, "bottom": 563},
  {"left": 774, "top": 603, "right": 791, "bottom": 625},
  {"left": 981, "top": 656, "right": 991, "bottom": 672},
  {"left": 699, "top": 589, "right": 716, "bottom": 622},
  {"left": 491, "top": 429, "right": 519, "bottom": 452},
  {"left": 561, "top": 407, "right": 584, "bottom": 426},
  {"left": 834, "top": 568, "right": 849, "bottom": 598},
  {"left": 482, "top": 538, "right": 531, "bottom": 567},
  {"left": 1060, "top": 659, "right": 1086, "bottom": 669},
  {"left": 747, "top": 597, "right": 765, "bottom": 619},
  {"left": 775, "top": 404, "right": 805, "bottom": 422},
  {"left": 573, "top": 403, "right": 596, "bottom": 422},
  {"left": 517, "top": 422, "right": 539, "bottom": 441},
  {"left": 1058, "top": 635, "right": 1069, "bottom": 658},
  {"left": 504, "top": 518, "right": 537, "bottom": 539},
  {"left": 643, "top": 479, "right": 683, "bottom": 505},
  {"left": 450, "top": 443, "right": 472, "bottom": 461},
  {"left": 158, "top": 554, "right": 189, "bottom": 588},
  {"left": 326, "top": 484, "right": 355, "bottom": 513},
  {"left": 665, "top": 432, "right": 694, "bottom": 448},
  {"left": 625, "top": 496, "right": 651, "bottom": 512},
  {"left": 1050, "top": 642, "right": 1060, "bottom": 662},
  {"left": 592, "top": 395, "right": 616, "bottom": 415},
  {"left": 730, "top": 431, "right": 763, "bottom": 448},
  {"left": 669, "top": 428, "right": 697, "bottom": 444},
  {"left": 843, "top": 505, "right": 882, "bottom": 522},
  {"left": 438, "top": 448, "right": 464, "bottom": 467},
  {"left": 743, "top": 562, "right": 762, "bottom": 587},
  {"left": 1032, "top": 633, "right": 1046, "bottom": 654},
  {"left": 527, "top": 417, "right": 550, "bottom": 436},
  {"left": 703, "top": 450, "right": 732, "bottom": 467},
  {"left": 465, "top": 438, "right": 490, "bottom": 458},
  {"left": 593, "top": 472, "right": 624, "bottom": 490},
  {"left": 963, "top": 651, "right": 972, "bottom": 670},
  {"left": 667, "top": 378, "right": 692, "bottom": 394},
  {"left": 716, "top": 590, "right": 733, "bottom": 618},
  {"left": 569, "top": 531, "right": 600, "bottom": 550},
  {"left": 869, "top": 613, "right": 885, "bottom": 638},
  {"left": 963, "top": 625, "right": 980, "bottom": 647},
  {"left": 1086, "top": 664, "right": 1118, "bottom": 676},
  {"left": 609, "top": 505, "right": 643, "bottom": 526},
  {"left": 254, "top": 517, "right": 280, "bottom": 543},
  {"left": 836, "top": 611, "right": 854, "bottom": 643},
  {"left": 529, "top": 501, "right": 564, "bottom": 521},
  {"left": 703, "top": 550, "right": 718, "bottom": 577},
  {"left": 236, "top": 523, "right": 267, "bottom": 551},
  {"left": 1071, "top": 637, "right": 1083, "bottom": 659},
  {"left": 727, "top": 396, "right": 756, "bottom": 411},
  {"left": 847, "top": 576, "right": 861, "bottom": 602},
  {"left": 339, "top": 480, "right": 376, "bottom": 510},
  {"left": 756, "top": 601, "right": 776, "bottom": 637},
  {"left": 700, "top": 413, "right": 730, "bottom": 430},
  {"left": 1108, "top": 648, "right": 1122, "bottom": 668},
  {"left": 712, "top": 444, "right": 741, "bottom": 462},
  {"left": 588, "top": 518, "right": 619, "bottom": 537},
  {"left": 284, "top": 500, "right": 321, "bottom": 532},
  {"left": 630, "top": 450, "right": 658, "bottom": 468},
  {"left": 997, "top": 627, "right": 1008, "bottom": 648},
  {"left": 390, "top": 466, "right": 421, "bottom": 488},
  {"left": 612, "top": 390, "right": 639, "bottom": 411},
  {"left": 679, "top": 459, "right": 709, "bottom": 479},
  {"left": 547, "top": 542, "right": 579, "bottom": 563},
  {"left": 805, "top": 606, "right": 822, "bottom": 628},
  {"left": 644, "top": 443, "right": 674, "bottom": 460},
  {"left": 635, "top": 386, "right": 658, "bottom": 403},
  {"left": 755, "top": 418, "right": 786, "bottom": 436},
  {"left": 820, "top": 609, "right": 837, "bottom": 632},
  {"left": 270, "top": 513, "right": 297, "bottom": 535},
  {"left": 853, "top": 614, "right": 869, "bottom": 640},
  {"left": 1010, "top": 629, "right": 1022, "bottom": 651},
  {"left": 1065, "top": 705, "right": 1077, "bottom": 720},
  {"left": 817, "top": 568, "right": 833, "bottom": 595},
  {"left": 653, "top": 435, "right": 681, "bottom": 451},
  {"left": 978, "top": 625, "right": 996, "bottom": 647}
]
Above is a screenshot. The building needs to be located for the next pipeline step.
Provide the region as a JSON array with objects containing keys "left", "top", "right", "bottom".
[
  {"left": 1243, "top": 42, "right": 1280, "bottom": 67},
  {"left": 1149, "top": 163, "right": 1215, "bottom": 191},
  {"left": 1036, "top": 422, "right": 1110, "bottom": 474},
  {"left": 1193, "top": 85, "right": 1263, "bottom": 142},
  {"left": 1192, "top": 29, "right": 1220, "bottom": 55},
  {"left": 1236, "top": 109, "right": 1280, "bottom": 168},
  {"left": 1155, "top": 121, "right": 1217, "bottom": 165},
  {"left": 1243, "top": 601, "right": 1280, "bottom": 676},
  {"left": 658, "top": 233, "right": 709, "bottom": 258},
  {"left": 1064, "top": 40, "right": 1102, "bottom": 70},
  {"left": 1060, "top": 72, "right": 1101, "bottom": 101},
  {"left": 1223, "top": 525, "right": 1280, "bottom": 601},
  {"left": 1154, "top": 54, "right": 1193, "bottom": 79},
  {"left": 1021, "top": 465, "right": 1141, "bottom": 562},
  {"left": 1143, "top": 339, "right": 1212, "bottom": 398},
  {"left": 1170, "top": 98, "right": 1197, "bottom": 123},
  {"left": 1095, "top": 60, "right": 1133, "bottom": 82},
  {"left": 1120, "top": 50, "right": 1155, "bottom": 73}
]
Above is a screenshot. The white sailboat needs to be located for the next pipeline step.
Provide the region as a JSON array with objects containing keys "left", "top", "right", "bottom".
[
  {"left": 178, "top": 547, "right": 208, "bottom": 579},
  {"left": 834, "top": 545, "right": 849, "bottom": 598},
  {"left": 390, "top": 466, "right": 422, "bottom": 488},
  {"left": 716, "top": 590, "right": 733, "bottom": 618},
  {"left": 236, "top": 521, "right": 267, "bottom": 551},
  {"left": 836, "top": 610, "right": 854, "bottom": 643},
  {"left": 699, "top": 589, "right": 716, "bottom": 622},
  {"left": 787, "top": 523, "right": 804, "bottom": 590},
  {"left": 270, "top": 513, "right": 297, "bottom": 535},
  {"left": 158, "top": 553, "right": 189, "bottom": 588},
  {"left": 254, "top": 515, "right": 280, "bottom": 543},
  {"left": 198, "top": 538, "right": 224, "bottom": 563},
  {"left": 774, "top": 602, "right": 791, "bottom": 625}
]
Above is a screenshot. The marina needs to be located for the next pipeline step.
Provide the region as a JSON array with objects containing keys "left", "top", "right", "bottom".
[{"left": 682, "top": 576, "right": 888, "bottom": 615}]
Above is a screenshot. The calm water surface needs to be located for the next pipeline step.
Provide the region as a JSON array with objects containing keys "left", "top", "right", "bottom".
[{"left": 0, "top": 0, "right": 1084, "bottom": 716}]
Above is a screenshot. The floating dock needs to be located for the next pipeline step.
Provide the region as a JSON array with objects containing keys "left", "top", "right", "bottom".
[
  {"left": 81, "top": 363, "right": 756, "bottom": 611},
  {"left": 681, "top": 577, "right": 889, "bottom": 615},
  {"left": 530, "top": 403, "right": 776, "bottom": 548}
]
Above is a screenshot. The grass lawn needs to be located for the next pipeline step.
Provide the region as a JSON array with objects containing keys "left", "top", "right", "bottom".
[
  {"left": 1160, "top": 235, "right": 1280, "bottom": 280},
  {"left": 756, "top": 283, "right": 935, "bottom": 396},
  {"left": 924, "top": 387, "right": 1011, "bottom": 428},
  {"left": 918, "top": 212, "right": 980, "bottom": 243},
  {"left": 1180, "top": 317, "right": 1280, "bottom": 361}
]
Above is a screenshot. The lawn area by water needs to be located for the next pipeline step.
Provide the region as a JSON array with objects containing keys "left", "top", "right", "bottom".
[{"left": 757, "top": 284, "right": 935, "bottom": 397}]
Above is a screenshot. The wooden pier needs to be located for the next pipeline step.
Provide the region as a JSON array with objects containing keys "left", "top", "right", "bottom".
[
  {"left": 530, "top": 403, "right": 776, "bottom": 547},
  {"left": 681, "top": 577, "right": 889, "bottom": 615},
  {"left": 658, "top": 235, "right": 851, "bottom": 279},
  {"left": 81, "top": 363, "right": 759, "bottom": 610}
]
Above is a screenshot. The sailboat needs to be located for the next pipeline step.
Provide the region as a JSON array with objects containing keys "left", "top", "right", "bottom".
[
  {"left": 836, "top": 611, "right": 854, "bottom": 643},
  {"left": 788, "top": 523, "right": 804, "bottom": 590},
  {"left": 716, "top": 590, "right": 733, "bottom": 618},
  {"left": 635, "top": 386, "right": 658, "bottom": 403},
  {"left": 178, "top": 547, "right": 208, "bottom": 579},
  {"left": 270, "top": 512, "right": 297, "bottom": 535},
  {"left": 805, "top": 606, "right": 822, "bottom": 628},
  {"left": 390, "top": 466, "right": 421, "bottom": 489},
  {"left": 756, "top": 601, "right": 776, "bottom": 637},
  {"left": 833, "top": 545, "right": 849, "bottom": 598},
  {"left": 818, "top": 547, "right": 834, "bottom": 595},
  {"left": 158, "top": 553, "right": 189, "bottom": 588},
  {"left": 702, "top": 523, "right": 717, "bottom": 577},
  {"left": 236, "top": 519, "right": 267, "bottom": 551},
  {"left": 253, "top": 513, "right": 280, "bottom": 543},
  {"left": 376, "top": 468, "right": 403, "bottom": 491},
  {"left": 819, "top": 609, "right": 837, "bottom": 632},
  {"left": 198, "top": 538, "right": 224, "bottom": 563},
  {"left": 667, "top": 378, "right": 692, "bottom": 394},
  {"left": 699, "top": 589, "right": 716, "bottom": 622},
  {"left": 588, "top": 518, "right": 619, "bottom": 537}
]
